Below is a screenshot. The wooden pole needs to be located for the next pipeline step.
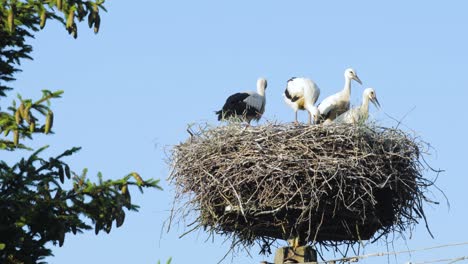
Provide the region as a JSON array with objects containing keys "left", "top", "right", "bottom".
[{"left": 273, "top": 237, "right": 317, "bottom": 264}]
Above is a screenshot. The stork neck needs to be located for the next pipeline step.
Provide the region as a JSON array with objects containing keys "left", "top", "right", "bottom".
[
  {"left": 361, "top": 95, "right": 370, "bottom": 112},
  {"left": 257, "top": 87, "right": 265, "bottom": 96},
  {"left": 343, "top": 77, "right": 352, "bottom": 95}
]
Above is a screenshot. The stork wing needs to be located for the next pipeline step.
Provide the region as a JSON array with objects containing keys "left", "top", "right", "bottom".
[
  {"left": 285, "top": 78, "right": 305, "bottom": 100},
  {"left": 317, "top": 93, "right": 338, "bottom": 116},
  {"left": 334, "top": 107, "right": 361, "bottom": 124},
  {"left": 243, "top": 93, "right": 265, "bottom": 114},
  {"left": 303, "top": 79, "right": 320, "bottom": 105}
]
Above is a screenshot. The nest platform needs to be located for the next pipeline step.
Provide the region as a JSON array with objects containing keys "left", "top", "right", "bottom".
[{"left": 169, "top": 122, "right": 436, "bottom": 252}]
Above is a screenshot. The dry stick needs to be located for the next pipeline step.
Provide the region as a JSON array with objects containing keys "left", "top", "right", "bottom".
[
  {"left": 227, "top": 180, "right": 247, "bottom": 221},
  {"left": 311, "top": 211, "right": 325, "bottom": 244},
  {"left": 178, "top": 223, "right": 202, "bottom": 239},
  {"left": 253, "top": 188, "right": 302, "bottom": 216}
]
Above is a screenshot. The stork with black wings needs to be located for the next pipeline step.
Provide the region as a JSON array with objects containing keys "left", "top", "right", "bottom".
[{"left": 216, "top": 78, "right": 267, "bottom": 124}]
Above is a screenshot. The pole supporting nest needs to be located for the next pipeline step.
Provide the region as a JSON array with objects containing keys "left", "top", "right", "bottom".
[{"left": 274, "top": 245, "right": 317, "bottom": 264}]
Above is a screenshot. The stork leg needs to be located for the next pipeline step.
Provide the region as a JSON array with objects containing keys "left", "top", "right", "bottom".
[
  {"left": 307, "top": 111, "right": 312, "bottom": 125},
  {"left": 294, "top": 111, "right": 299, "bottom": 125}
]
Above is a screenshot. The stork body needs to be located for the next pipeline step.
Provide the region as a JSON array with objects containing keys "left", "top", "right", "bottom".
[
  {"left": 216, "top": 78, "right": 267, "bottom": 124},
  {"left": 334, "top": 88, "right": 381, "bottom": 124},
  {"left": 317, "top": 68, "right": 362, "bottom": 124},
  {"left": 283, "top": 77, "right": 321, "bottom": 124}
]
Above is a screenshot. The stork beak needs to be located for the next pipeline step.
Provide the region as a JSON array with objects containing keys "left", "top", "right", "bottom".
[
  {"left": 353, "top": 75, "right": 362, "bottom": 85},
  {"left": 372, "top": 97, "right": 381, "bottom": 109}
]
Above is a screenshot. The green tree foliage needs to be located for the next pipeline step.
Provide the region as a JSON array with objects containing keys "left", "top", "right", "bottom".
[
  {"left": 0, "top": 1, "right": 161, "bottom": 263},
  {"left": 0, "top": 0, "right": 103, "bottom": 96},
  {"left": 158, "top": 257, "right": 173, "bottom": 264}
]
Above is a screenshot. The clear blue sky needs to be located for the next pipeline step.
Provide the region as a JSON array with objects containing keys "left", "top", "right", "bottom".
[{"left": 5, "top": 0, "right": 468, "bottom": 263}]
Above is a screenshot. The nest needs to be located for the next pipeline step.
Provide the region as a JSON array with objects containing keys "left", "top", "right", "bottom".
[{"left": 169, "top": 122, "right": 438, "bottom": 253}]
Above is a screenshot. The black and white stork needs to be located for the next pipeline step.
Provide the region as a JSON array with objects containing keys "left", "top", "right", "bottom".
[
  {"left": 283, "top": 77, "right": 321, "bottom": 125},
  {"left": 216, "top": 78, "right": 267, "bottom": 124}
]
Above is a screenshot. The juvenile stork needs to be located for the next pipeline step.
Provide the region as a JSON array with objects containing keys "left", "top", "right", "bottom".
[
  {"left": 283, "top": 77, "right": 320, "bottom": 125},
  {"left": 334, "top": 88, "right": 380, "bottom": 124},
  {"left": 216, "top": 78, "right": 267, "bottom": 124},
  {"left": 317, "top": 68, "right": 362, "bottom": 124}
]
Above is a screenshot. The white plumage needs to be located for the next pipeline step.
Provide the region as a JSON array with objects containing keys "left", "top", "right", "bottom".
[
  {"left": 216, "top": 78, "right": 267, "bottom": 124},
  {"left": 334, "top": 88, "right": 380, "bottom": 124},
  {"left": 317, "top": 68, "right": 362, "bottom": 124},
  {"left": 283, "top": 77, "right": 321, "bottom": 124}
]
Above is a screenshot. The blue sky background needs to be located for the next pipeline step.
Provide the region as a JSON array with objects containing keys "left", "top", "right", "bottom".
[{"left": 3, "top": 0, "right": 468, "bottom": 263}]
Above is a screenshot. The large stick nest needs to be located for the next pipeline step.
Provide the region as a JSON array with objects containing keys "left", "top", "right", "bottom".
[{"left": 169, "top": 122, "right": 438, "bottom": 253}]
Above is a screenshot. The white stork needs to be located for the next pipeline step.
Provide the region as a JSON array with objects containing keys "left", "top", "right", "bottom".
[
  {"left": 283, "top": 77, "right": 321, "bottom": 125},
  {"left": 317, "top": 68, "right": 362, "bottom": 124},
  {"left": 216, "top": 78, "right": 267, "bottom": 124},
  {"left": 334, "top": 88, "right": 380, "bottom": 124}
]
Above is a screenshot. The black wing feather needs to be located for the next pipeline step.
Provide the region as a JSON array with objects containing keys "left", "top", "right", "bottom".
[
  {"left": 284, "top": 88, "right": 292, "bottom": 100},
  {"left": 216, "top": 92, "right": 258, "bottom": 121},
  {"left": 284, "top": 85, "right": 301, "bottom": 103}
]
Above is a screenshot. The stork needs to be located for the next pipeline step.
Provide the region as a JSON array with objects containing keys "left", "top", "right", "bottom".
[
  {"left": 283, "top": 77, "right": 320, "bottom": 125},
  {"left": 317, "top": 68, "right": 362, "bottom": 124},
  {"left": 334, "top": 88, "right": 381, "bottom": 124},
  {"left": 216, "top": 78, "right": 267, "bottom": 124}
]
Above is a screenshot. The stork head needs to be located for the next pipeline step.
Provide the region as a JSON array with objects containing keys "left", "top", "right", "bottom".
[
  {"left": 364, "top": 88, "right": 381, "bottom": 109},
  {"left": 306, "top": 106, "right": 321, "bottom": 124},
  {"left": 257, "top": 78, "right": 267, "bottom": 94},
  {"left": 345, "top": 68, "right": 362, "bottom": 85}
]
